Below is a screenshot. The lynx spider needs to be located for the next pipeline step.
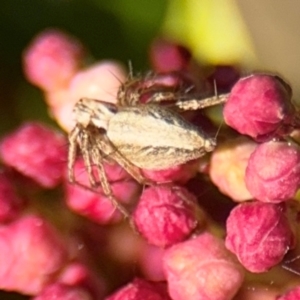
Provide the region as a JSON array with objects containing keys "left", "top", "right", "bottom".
[{"left": 68, "top": 74, "right": 229, "bottom": 217}]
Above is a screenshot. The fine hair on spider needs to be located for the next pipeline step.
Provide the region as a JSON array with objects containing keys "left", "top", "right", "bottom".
[{"left": 68, "top": 73, "right": 229, "bottom": 218}]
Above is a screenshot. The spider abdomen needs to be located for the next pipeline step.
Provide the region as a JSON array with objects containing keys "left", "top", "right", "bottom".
[{"left": 107, "top": 104, "right": 216, "bottom": 170}]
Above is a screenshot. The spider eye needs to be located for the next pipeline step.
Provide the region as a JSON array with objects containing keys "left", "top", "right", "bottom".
[{"left": 102, "top": 102, "right": 117, "bottom": 114}]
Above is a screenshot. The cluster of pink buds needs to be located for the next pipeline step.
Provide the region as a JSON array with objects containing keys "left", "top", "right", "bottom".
[
  {"left": 221, "top": 73, "right": 300, "bottom": 274},
  {"left": 0, "top": 28, "right": 300, "bottom": 300}
]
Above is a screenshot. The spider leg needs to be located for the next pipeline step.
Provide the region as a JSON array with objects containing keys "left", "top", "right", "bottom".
[
  {"left": 125, "top": 89, "right": 229, "bottom": 110},
  {"left": 68, "top": 176, "right": 130, "bottom": 218},
  {"left": 145, "top": 91, "right": 177, "bottom": 103},
  {"left": 174, "top": 93, "right": 229, "bottom": 111},
  {"left": 68, "top": 125, "right": 80, "bottom": 183},
  {"left": 95, "top": 133, "right": 154, "bottom": 186},
  {"left": 124, "top": 91, "right": 176, "bottom": 106},
  {"left": 80, "top": 130, "right": 99, "bottom": 187},
  {"left": 68, "top": 127, "right": 130, "bottom": 218},
  {"left": 110, "top": 150, "right": 154, "bottom": 186},
  {"left": 91, "top": 150, "right": 130, "bottom": 218}
]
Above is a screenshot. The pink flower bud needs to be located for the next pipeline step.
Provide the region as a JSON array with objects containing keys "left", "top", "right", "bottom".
[
  {"left": 133, "top": 185, "right": 199, "bottom": 247},
  {"left": 141, "top": 159, "right": 199, "bottom": 184},
  {"left": 105, "top": 277, "right": 171, "bottom": 300},
  {"left": 0, "top": 172, "right": 24, "bottom": 222},
  {"left": 57, "top": 262, "right": 106, "bottom": 300},
  {"left": 45, "top": 88, "right": 74, "bottom": 132},
  {"left": 138, "top": 244, "right": 165, "bottom": 281},
  {"left": 209, "top": 136, "right": 256, "bottom": 201},
  {"left": 23, "top": 29, "right": 85, "bottom": 91},
  {"left": 245, "top": 141, "right": 300, "bottom": 202},
  {"left": 0, "top": 214, "right": 68, "bottom": 295},
  {"left": 225, "top": 202, "right": 295, "bottom": 273},
  {"left": 65, "top": 159, "right": 140, "bottom": 224},
  {"left": 33, "top": 283, "right": 92, "bottom": 300},
  {"left": 50, "top": 61, "right": 126, "bottom": 132},
  {"left": 224, "top": 74, "right": 295, "bottom": 141},
  {"left": 163, "top": 232, "right": 244, "bottom": 300},
  {"left": 277, "top": 286, "right": 300, "bottom": 300},
  {"left": 0, "top": 122, "right": 67, "bottom": 188},
  {"left": 149, "top": 38, "right": 191, "bottom": 72},
  {"left": 69, "top": 62, "right": 126, "bottom": 105}
]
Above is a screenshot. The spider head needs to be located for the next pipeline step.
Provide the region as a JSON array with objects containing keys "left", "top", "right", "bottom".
[{"left": 73, "top": 98, "right": 117, "bottom": 129}]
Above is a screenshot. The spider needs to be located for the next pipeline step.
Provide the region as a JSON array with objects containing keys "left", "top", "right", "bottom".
[{"left": 68, "top": 74, "right": 228, "bottom": 217}]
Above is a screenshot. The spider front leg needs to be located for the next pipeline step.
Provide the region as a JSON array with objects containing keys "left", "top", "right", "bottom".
[
  {"left": 68, "top": 125, "right": 80, "bottom": 184},
  {"left": 80, "top": 131, "right": 100, "bottom": 188},
  {"left": 174, "top": 93, "right": 229, "bottom": 111},
  {"left": 125, "top": 90, "right": 229, "bottom": 110},
  {"left": 68, "top": 125, "right": 101, "bottom": 187},
  {"left": 69, "top": 127, "right": 130, "bottom": 218},
  {"left": 146, "top": 91, "right": 177, "bottom": 104}
]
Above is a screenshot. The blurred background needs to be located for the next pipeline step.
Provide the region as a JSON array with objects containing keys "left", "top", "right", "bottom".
[
  {"left": 1, "top": 0, "right": 300, "bottom": 133},
  {"left": 1, "top": 1, "right": 300, "bottom": 299}
]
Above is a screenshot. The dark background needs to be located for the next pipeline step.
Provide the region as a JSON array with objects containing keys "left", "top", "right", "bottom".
[
  {"left": 0, "top": 2, "right": 166, "bottom": 298},
  {"left": 0, "top": 0, "right": 167, "bottom": 136}
]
